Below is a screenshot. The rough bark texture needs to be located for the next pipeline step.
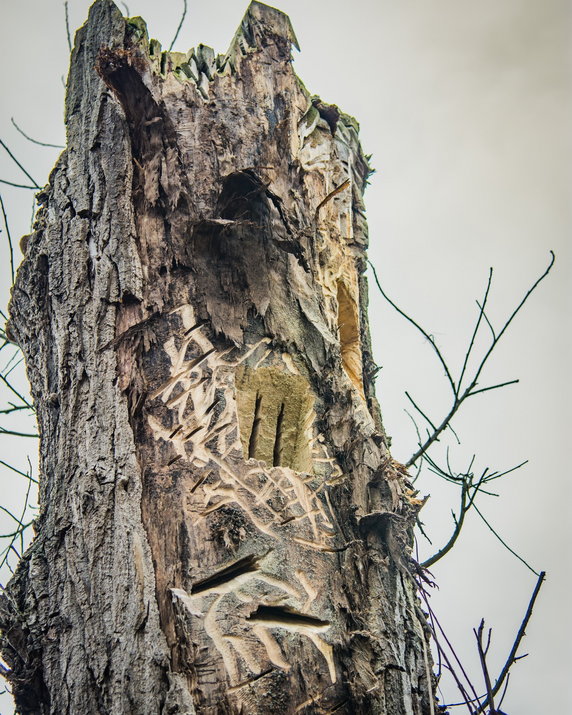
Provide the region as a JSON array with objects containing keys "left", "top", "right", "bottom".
[{"left": 1, "top": 2, "right": 436, "bottom": 713}]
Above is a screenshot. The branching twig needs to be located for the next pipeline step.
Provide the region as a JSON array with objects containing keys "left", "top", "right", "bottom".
[
  {"left": 423, "top": 572, "right": 545, "bottom": 713},
  {"left": 421, "top": 479, "right": 468, "bottom": 568},
  {"left": 420, "top": 454, "right": 528, "bottom": 569},
  {"left": 0, "top": 461, "right": 36, "bottom": 572},
  {"left": 0, "top": 372, "right": 33, "bottom": 409},
  {"left": 474, "top": 620, "right": 495, "bottom": 712},
  {"left": 0, "top": 459, "right": 38, "bottom": 484},
  {"left": 474, "top": 572, "right": 546, "bottom": 713},
  {"left": 368, "top": 260, "right": 456, "bottom": 395},
  {"left": 418, "top": 583, "right": 483, "bottom": 711},
  {"left": 456, "top": 269, "right": 493, "bottom": 396},
  {"left": 369, "top": 253, "right": 555, "bottom": 467}
]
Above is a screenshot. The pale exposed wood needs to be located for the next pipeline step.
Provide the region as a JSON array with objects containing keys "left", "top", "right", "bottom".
[{"left": 0, "top": 2, "right": 436, "bottom": 713}]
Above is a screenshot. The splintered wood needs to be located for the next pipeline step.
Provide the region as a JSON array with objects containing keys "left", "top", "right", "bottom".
[{"left": 1, "top": 1, "right": 435, "bottom": 713}]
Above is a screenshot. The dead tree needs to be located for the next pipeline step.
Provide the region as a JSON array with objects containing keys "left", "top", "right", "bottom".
[{"left": 0, "top": 2, "right": 436, "bottom": 713}]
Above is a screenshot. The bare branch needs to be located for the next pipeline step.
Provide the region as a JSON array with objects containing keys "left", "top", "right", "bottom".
[
  {"left": 368, "top": 260, "right": 457, "bottom": 395},
  {"left": 0, "top": 459, "right": 38, "bottom": 483},
  {"left": 0, "top": 405, "right": 30, "bottom": 415},
  {"left": 405, "top": 391, "right": 437, "bottom": 432},
  {"left": 0, "top": 194, "right": 14, "bottom": 283},
  {"left": 0, "top": 372, "right": 33, "bottom": 409},
  {"left": 64, "top": 2, "right": 72, "bottom": 52},
  {"left": 485, "top": 460, "right": 528, "bottom": 482},
  {"left": 474, "top": 572, "right": 546, "bottom": 713},
  {"left": 10, "top": 118, "right": 64, "bottom": 149},
  {"left": 404, "top": 253, "right": 555, "bottom": 466},
  {"left": 474, "top": 620, "right": 496, "bottom": 712},
  {"left": 168, "top": 0, "right": 188, "bottom": 52},
  {"left": 418, "top": 584, "right": 483, "bottom": 711},
  {"left": 472, "top": 503, "right": 539, "bottom": 576},
  {"left": 0, "top": 461, "right": 35, "bottom": 572},
  {"left": 421, "top": 480, "right": 468, "bottom": 568},
  {"left": 469, "top": 251, "right": 555, "bottom": 393},
  {"left": 0, "top": 179, "right": 37, "bottom": 190},
  {"left": 0, "top": 139, "right": 41, "bottom": 189},
  {"left": 0, "top": 427, "right": 38, "bottom": 438},
  {"left": 468, "top": 379, "right": 520, "bottom": 398},
  {"left": 476, "top": 299, "right": 496, "bottom": 340},
  {"left": 406, "top": 401, "right": 463, "bottom": 467},
  {"left": 457, "top": 268, "right": 493, "bottom": 396}
]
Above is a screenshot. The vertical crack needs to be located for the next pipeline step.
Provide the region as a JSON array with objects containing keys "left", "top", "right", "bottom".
[
  {"left": 273, "top": 402, "right": 285, "bottom": 467},
  {"left": 248, "top": 393, "right": 263, "bottom": 459}
]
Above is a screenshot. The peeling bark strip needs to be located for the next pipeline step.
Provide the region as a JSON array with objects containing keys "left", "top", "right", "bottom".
[{"left": 0, "top": 2, "right": 436, "bottom": 714}]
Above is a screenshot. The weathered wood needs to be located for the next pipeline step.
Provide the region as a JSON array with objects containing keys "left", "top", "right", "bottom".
[{"left": 0, "top": 2, "right": 436, "bottom": 713}]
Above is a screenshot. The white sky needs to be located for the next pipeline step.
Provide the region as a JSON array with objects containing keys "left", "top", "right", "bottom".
[{"left": 0, "top": 1, "right": 570, "bottom": 712}]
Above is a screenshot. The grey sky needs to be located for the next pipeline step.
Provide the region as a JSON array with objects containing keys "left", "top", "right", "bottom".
[{"left": 0, "top": 1, "right": 570, "bottom": 712}]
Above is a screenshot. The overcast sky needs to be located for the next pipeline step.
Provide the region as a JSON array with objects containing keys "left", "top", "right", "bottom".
[{"left": 0, "top": 1, "right": 570, "bottom": 712}]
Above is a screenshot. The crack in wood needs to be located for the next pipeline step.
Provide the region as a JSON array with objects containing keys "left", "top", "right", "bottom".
[
  {"left": 247, "top": 605, "right": 330, "bottom": 630},
  {"left": 272, "top": 402, "right": 285, "bottom": 467},
  {"left": 226, "top": 667, "right": 274, "bottom": 693},
  {"left": 248, "top": 393, "right": 263, "bottom": 459},
  {"left": 191, "top": 554, "right": 262, "bottom": 595}
]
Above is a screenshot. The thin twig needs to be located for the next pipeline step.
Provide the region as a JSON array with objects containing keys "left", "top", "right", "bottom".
[
  {"left": 0, "top": 462, "right": 35, "bottom": 571},
  {"left": 0, "top": 179, "right": 37, "bottom": 190},
  {"left": 368, "top": 260, "right": 456, "bottom": 395},
  {"left": 0, "top": 194, "right": 14, "bottom": 282},
  {"left": 474, "top": 572, "right": 545, "bottom": 713},
  {"left": 469, "top": 251, "right": 555, "bottom": 393},
  {"left": 0, "top": 372, "right": 33, "bottom": 408},
  {"left": 64, "top": 1, "right": 72, "bottom": 52},
  {"left": 10, "top": 118, "right": 64, "bottom": 149},
  {"left": 457, "top": 269, "right": 493, "bottom": 396},
  {"left": 474, "top": 620, "right": 496, "bottom": 712},
  {"left": 422, "top": 480, "right": 468, "bottom": 568},
  {"left": 476, "top": 299, "right": 496, "bottom": 340},
  {"left": 2, "top": 348, "right": 23, "bottom": 374},
  {"left": 496, "top": 672, "right": 511, "bottom": 710},
  {"left": 168, "top": 0, "right": 188, "bottom": 52},
  {"left": 370, "top": 254, "right": 555, "bottom": 468},
  {"left": 419, "top": 584, "right": 483, "bottom": 711},
  {"left": 403, "top": 410, "right": 424, "bottom": 481},
  {"left": 486, "top": 460, "right": 528, "bottom": 482},
  {"left": 0, "top": 405, "right": 30, "bottom": 415},
  {"left": 405, "top": 391, "right": 438, "bottom": 433},
  {"left": 4, "top": 356, "right": 25, "bottom": 380},
  {"left": 472, "top": 503, "right": 539, "bottom": 576},
  {"left": 0, "top": 459, "right": 39, "bottom": 483},
  {"left": 0, "top": 427, "right": 38, "bottom": 438},
  {"left": 0, "top": 139, "right": 41, "bottom": 189},
  {"left": 468, "top": 379, "right": 520, "bottom": 397}
]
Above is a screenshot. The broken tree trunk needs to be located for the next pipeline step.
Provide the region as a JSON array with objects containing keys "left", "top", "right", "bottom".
[{"left": 0, "top": 2, "right": 436, "bottom": 713}]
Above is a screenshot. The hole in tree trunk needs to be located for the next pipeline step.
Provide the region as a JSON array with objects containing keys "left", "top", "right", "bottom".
[{"left": 236, "top": 366, "right": 314, "bottom": 472}]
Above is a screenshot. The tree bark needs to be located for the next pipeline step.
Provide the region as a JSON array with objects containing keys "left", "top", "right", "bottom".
[{"left": 1, "top": 2, "right": 436, "bottom": 713}]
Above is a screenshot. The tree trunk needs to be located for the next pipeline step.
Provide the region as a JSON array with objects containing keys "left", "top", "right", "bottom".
[{"left": 1, "top": 2, "right": 435, "bottom": 713}]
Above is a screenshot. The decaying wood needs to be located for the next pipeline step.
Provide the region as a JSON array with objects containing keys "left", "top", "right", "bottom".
[{"left": 0, "top": 2, "right": 436, "bottom": 713}]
